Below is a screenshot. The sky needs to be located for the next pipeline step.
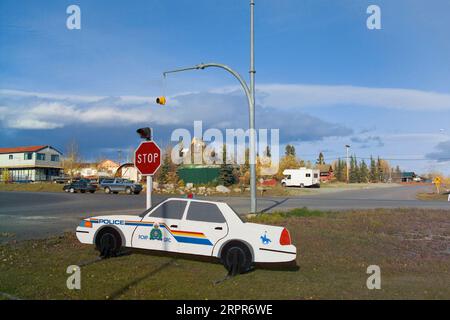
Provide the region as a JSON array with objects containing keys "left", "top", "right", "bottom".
[{"left": 1, "top": 0, "right": 450, "bottom": 174}]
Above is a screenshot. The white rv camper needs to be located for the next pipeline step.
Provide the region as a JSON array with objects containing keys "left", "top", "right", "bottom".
[{"left": 281, "top": 167, "right": 320, "bottom": 188}]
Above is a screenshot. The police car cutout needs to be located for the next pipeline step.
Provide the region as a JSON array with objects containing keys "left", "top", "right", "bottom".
[{"left": 76, "top": 198, "right": 296, "bottom": 273}]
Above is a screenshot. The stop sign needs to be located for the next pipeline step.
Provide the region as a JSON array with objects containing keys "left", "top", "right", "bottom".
[{"left": 134, "top": 141, "right": 162, "bottom": 175}]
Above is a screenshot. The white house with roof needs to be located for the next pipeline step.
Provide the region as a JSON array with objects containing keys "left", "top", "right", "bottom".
[{"left": 0, "top": 145, "right": 63, "bottom": 182}]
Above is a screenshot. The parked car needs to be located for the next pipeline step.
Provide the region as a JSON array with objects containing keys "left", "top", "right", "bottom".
[
  {"left": 63, "top": 180, "right": 97, "bottom": 193},
  {"left": 51, "top": 175, "right": 70, "bottom": 184},
  {"left": 76, "top": 198, "right": 297, "bottom": 274},
  {"left": 100, "top": 178, "right": 142, "bottom": 195}
]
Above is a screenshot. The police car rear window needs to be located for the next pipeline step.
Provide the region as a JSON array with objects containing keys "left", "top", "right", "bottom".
[
  {"left": 150, "top": 200, "right": 187, "bottom": 220},
  {"left": 186, "top": 202, "right": 226, "bottom": 223}
]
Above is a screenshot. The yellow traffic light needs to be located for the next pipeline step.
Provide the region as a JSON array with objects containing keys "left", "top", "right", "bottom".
[{"left": 156, "top": 96, "right": 166, "bottom": 105}]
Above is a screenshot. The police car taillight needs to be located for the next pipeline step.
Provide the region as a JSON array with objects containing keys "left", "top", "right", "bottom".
[{"left": 279, "top": 228, "right": 291, "bottom": 245}]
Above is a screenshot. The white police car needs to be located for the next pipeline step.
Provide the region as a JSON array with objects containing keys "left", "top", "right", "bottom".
[{"left": 76, "top": 198, "right": 296, "bottom": 273}]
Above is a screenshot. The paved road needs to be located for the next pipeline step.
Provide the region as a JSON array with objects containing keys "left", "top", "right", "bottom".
[{"left": 1, "top": 185, "right": 448, "bottom": 242}]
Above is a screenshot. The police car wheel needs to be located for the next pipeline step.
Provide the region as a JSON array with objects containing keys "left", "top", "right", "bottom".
[
  {"left": 125, "top": 187, "right": 132, "bottom": 195},
  {"left": 96, "top": 229, "right": 121, "bottom": 258},
  {"left": 281, "top": 182, "right": 286, "bottom": 188},
  {"left": 104, "top": 187, "right": 111, "bottom": 194},
  {"left": 300, "top": 183, "right": 304, "bottom": 188},
  {"left": 69, "top": 188, "right": 75, "bottom": 193},
  {"left": 221, "top": 243, "right": 252, "bottom": 275}
]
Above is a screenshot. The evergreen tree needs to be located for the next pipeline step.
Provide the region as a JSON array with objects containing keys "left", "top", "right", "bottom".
[
  {"left": 341, "top": 159, "right": 346, "bottom": 182},
  {"left": 219, "top": 143, "right": 235, "bottom": 186},
  {"left": 265, "top": 145, "right": 271, "bottom": 158},
  {"left": 285, "top": 144, "right": 296, "bottom": 157},
  {"left": 221, "top": 144, "right": 227, "bottom": 164},
  {"left": 355, "top": 157, "right": 361, "bottom": 183},
  {"left": 377, "top": 157, "right": 384, "bottom": 182},
  {"left": 219, "top": 164, "right": 235, "bottom": 186},
  {"left": 359, "top": 160, "right": 369, "bottom": 183},
  {"left": 369, "top": 156, "right": 378, "bottom": 182},
  {"left": 335, "top": 158, "right": 343, "bottom": 182},
  {"left": 159, "top": 153, "right": 171, "bottom": 185},
  {"left": 316, "top": 152, "right": 325, "bottom": 165},
  {"left": 349, "top": 156, "right": 359, "bottom": 183}
]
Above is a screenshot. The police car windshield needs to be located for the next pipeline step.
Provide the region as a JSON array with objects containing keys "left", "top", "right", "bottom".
[{"left": 139, "top": 198, "right": 166, "bottom": 217}]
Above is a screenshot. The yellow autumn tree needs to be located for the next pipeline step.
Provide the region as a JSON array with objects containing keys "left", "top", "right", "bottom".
[{"left": 275, "top": 155, "right": 303, "bottom": 180}]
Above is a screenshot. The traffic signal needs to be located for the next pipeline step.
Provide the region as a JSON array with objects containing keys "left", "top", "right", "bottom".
[
  {"left": 156, "top": 96, "right": 166, "bottom": 105},
  {"left": 136, "top": 127, "right": 152, "bottom": 141}
]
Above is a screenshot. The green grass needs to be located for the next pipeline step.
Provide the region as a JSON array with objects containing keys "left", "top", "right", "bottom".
[
  {"left": 0, "top": 182, "right": 63, "bottom": 193},
  {"left": 1, "top": 208, "right": 449, "bottom": 299},
  {"left": 416, "top": 192, "right": 449, "bottom": 202},
  {"left": 247, "top": 207, "right": 327, "bottom": 224}
]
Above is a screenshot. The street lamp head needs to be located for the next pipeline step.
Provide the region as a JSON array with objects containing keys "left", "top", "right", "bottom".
[
  {"left": 136, "top": 127, "right": 152, "bottom": 141},
  {"left": 345, "top": 145, "right": 351, "bottom": 148}
]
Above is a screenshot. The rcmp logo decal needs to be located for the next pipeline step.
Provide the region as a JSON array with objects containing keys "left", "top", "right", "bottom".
[{"left": 150, "top": 223, "right": 163, "bottom": 241}]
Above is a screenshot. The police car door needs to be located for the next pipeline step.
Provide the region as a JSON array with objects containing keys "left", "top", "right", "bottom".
[
  {"left": 178, "top": 201, "right": 228, "bottom": 256},
  {"left": 131, "top": 199, "right": 187, "bottom": 253}
]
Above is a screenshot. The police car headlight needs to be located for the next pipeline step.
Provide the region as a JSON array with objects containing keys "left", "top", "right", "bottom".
[{"left": 79, "top": 220, "right": 93, "bottom": 228}]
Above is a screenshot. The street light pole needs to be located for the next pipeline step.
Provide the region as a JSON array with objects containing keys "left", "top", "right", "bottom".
[
  {"left": 163, "top": 63, "right": 257, "bottom": 213},
  {"left": 161, "top": 1, "right": 257, "bottom": 213},
  {"left": 345, "top": 145, "right": 350, "bottom": 184},
  {"left": 249, "top": 0, "right": 257, "bottom": 214}
]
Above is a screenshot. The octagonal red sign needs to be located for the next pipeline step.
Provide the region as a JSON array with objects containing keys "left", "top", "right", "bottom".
[{"left": 134, "top": 141, "right": 161, "bottom": 175}]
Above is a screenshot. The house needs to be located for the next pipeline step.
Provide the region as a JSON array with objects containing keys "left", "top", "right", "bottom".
[
  {"left": 316, "top": 164, "right": 334, "bottom": 182},
  {"left": 0, "top": 145, "right": 63, "bottom": 182},
  {"left": 78, "top": 159, "right": 120, "bottom": 178},
  {"left": 116, "top": 162, "right": 141, "bottom": 182},
  {"left": 401, "top": 172, "right": 417, "bottom": 182}
]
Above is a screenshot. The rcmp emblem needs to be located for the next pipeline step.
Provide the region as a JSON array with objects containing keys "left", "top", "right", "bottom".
[{"left": 150, "top": 223, "right": 163, "bottom": 241}]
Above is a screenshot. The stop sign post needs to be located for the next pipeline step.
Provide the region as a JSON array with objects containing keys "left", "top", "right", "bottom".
[{"left": 134, "top": 141, "right": 161, "bottom": 209}]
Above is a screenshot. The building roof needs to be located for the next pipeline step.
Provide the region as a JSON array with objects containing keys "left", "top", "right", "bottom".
[
  {"left": 0, "top": 145, "right": 48, "bottom": 154},
  {"left": 316, "top": 164, "right": 333, "bottom": 173},
  {"left": 98, "top": 159, "right": 120, "bottom": 168},
  {"left": 402, "top": 172, "right": 416, "bottom": 178}
]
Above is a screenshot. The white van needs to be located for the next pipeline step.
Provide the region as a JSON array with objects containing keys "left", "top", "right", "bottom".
[{"left": 281, "top": 167, "right": 320, "bottom": 188}]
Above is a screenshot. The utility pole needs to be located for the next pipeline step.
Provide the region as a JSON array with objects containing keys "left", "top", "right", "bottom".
[
  {"left": 345, "top": 145, "right": 350, "bottom": 184},
  {"left": 249, "top": 0, "right": 257, "bottom": 213},
  {"left": 117, "top": 149, "right": 122, "bottom": 165}
]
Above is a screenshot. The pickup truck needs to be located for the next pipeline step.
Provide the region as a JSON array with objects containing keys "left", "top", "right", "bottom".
[{"left": 100, "top": 178, "right": 142, "bottom": 195}]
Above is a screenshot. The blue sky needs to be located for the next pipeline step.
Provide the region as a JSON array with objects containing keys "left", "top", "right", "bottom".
[{"left": 1, "top": 0, "right": 450, "bottom": 174}]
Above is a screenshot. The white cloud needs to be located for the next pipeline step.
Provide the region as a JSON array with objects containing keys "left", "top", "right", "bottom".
[
  {"left": 253, "top": 84, "right": 450, "bottom": 111},
  {"left": 7, "top": 118, "right": 63, "bottom": 130},
  {"left": 0, "top": 89, "right": 105, "bottom": 103},
  {"left": 0, "top": 88, "right": 352, "bottom": 142}
]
